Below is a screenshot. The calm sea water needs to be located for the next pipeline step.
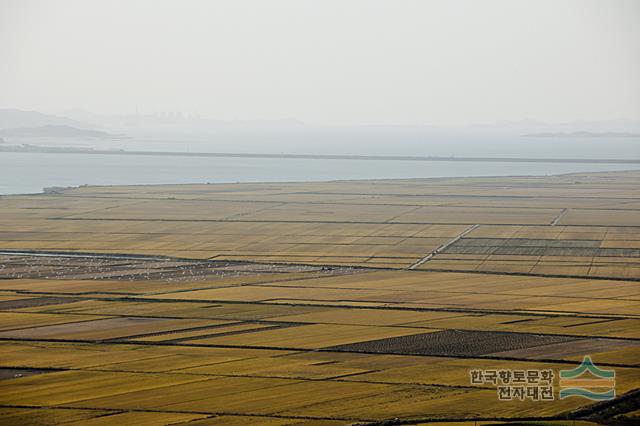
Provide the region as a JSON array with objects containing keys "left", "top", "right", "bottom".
[{"left": 1, "top": 152, "right": 639, "bottom": 195}]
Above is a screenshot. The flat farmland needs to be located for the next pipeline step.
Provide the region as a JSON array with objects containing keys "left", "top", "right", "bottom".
[{"left": 1, "top": 171, "right": 640, "bottom": 425}]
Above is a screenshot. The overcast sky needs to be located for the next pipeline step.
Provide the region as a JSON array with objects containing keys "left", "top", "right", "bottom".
[{"left": 1, "top": 0, "right": 639, "bottom": 125}]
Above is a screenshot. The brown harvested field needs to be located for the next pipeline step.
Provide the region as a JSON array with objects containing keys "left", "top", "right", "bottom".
[
  {"left": 1, "top": 171, "right": 640, "bottom": 425},
  {"left": 327, "top": 329, "right": 581, "bottom": 357}
]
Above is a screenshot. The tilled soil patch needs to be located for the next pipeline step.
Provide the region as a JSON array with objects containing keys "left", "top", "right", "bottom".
[
  {"left": 0, "top": 296, "right": 82, "bottom": 310},
  {"left": 326, "top": 329, "right": 580, "bottom": 357}
]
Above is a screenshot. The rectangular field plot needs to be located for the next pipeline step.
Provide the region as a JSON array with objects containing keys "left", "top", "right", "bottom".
[
  {"left": 0, "top": 312, "right": 107, "bottom": 332},
  {"left": 185, "top": 323, "right": 431, "bottom": 349},
  {"left": 0, "top": 316, "right": 226, "bottom": 340},
  {"left": 0, "top": 370, "right": 209, "bottom": 406}
]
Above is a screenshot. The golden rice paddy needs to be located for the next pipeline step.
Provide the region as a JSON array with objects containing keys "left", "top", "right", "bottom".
[{"left": 1, "top": 171, "right": 639, "bottom": 425}]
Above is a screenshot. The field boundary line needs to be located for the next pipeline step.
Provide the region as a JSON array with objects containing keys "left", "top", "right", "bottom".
[
  {"left": 408, "top": 224, "right": 479, "bottom": 270},
  {"left": 550, "top": 208, "right": 568, "bottom": 225}
]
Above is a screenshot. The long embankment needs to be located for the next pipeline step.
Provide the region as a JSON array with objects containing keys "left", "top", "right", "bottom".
[{"left": 2, "top": 145, "right": 640, "bottom": 164}]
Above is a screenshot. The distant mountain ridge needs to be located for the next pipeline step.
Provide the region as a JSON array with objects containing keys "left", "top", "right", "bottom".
[
  {"left": 0, "top": 108, "right": 95, "bottom": 130},
  {"left": 0, "top": 125, "right": 124, "bottom": 139},
  {"left": 523, "top": 131, "right": 640, "bottom": 138}
]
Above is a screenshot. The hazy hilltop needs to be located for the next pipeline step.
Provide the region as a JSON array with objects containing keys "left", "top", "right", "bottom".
[
  {"left": 0, "top": 108, "right": 95, "bottom": 130},
  {"left": 0, "top": 110, "right": 126, "bottom": 141},
  {"left": 523, "top": 131, "right": 640, "bottom": 138},
  {"left": 0, "top": 125, "right": 123, "bottom": 139}
]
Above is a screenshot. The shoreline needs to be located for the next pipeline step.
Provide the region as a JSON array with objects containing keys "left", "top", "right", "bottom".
[
  {"left": 2, "top": 169, "right": 639, "bottom": 198},
  {"left": 1, "top": 145, "right": 639, "bottom": 164}
]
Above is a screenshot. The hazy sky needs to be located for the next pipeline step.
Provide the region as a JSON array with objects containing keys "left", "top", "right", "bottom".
[{"left": 1, "top": 0, "right": 639, "bottom": 125}]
